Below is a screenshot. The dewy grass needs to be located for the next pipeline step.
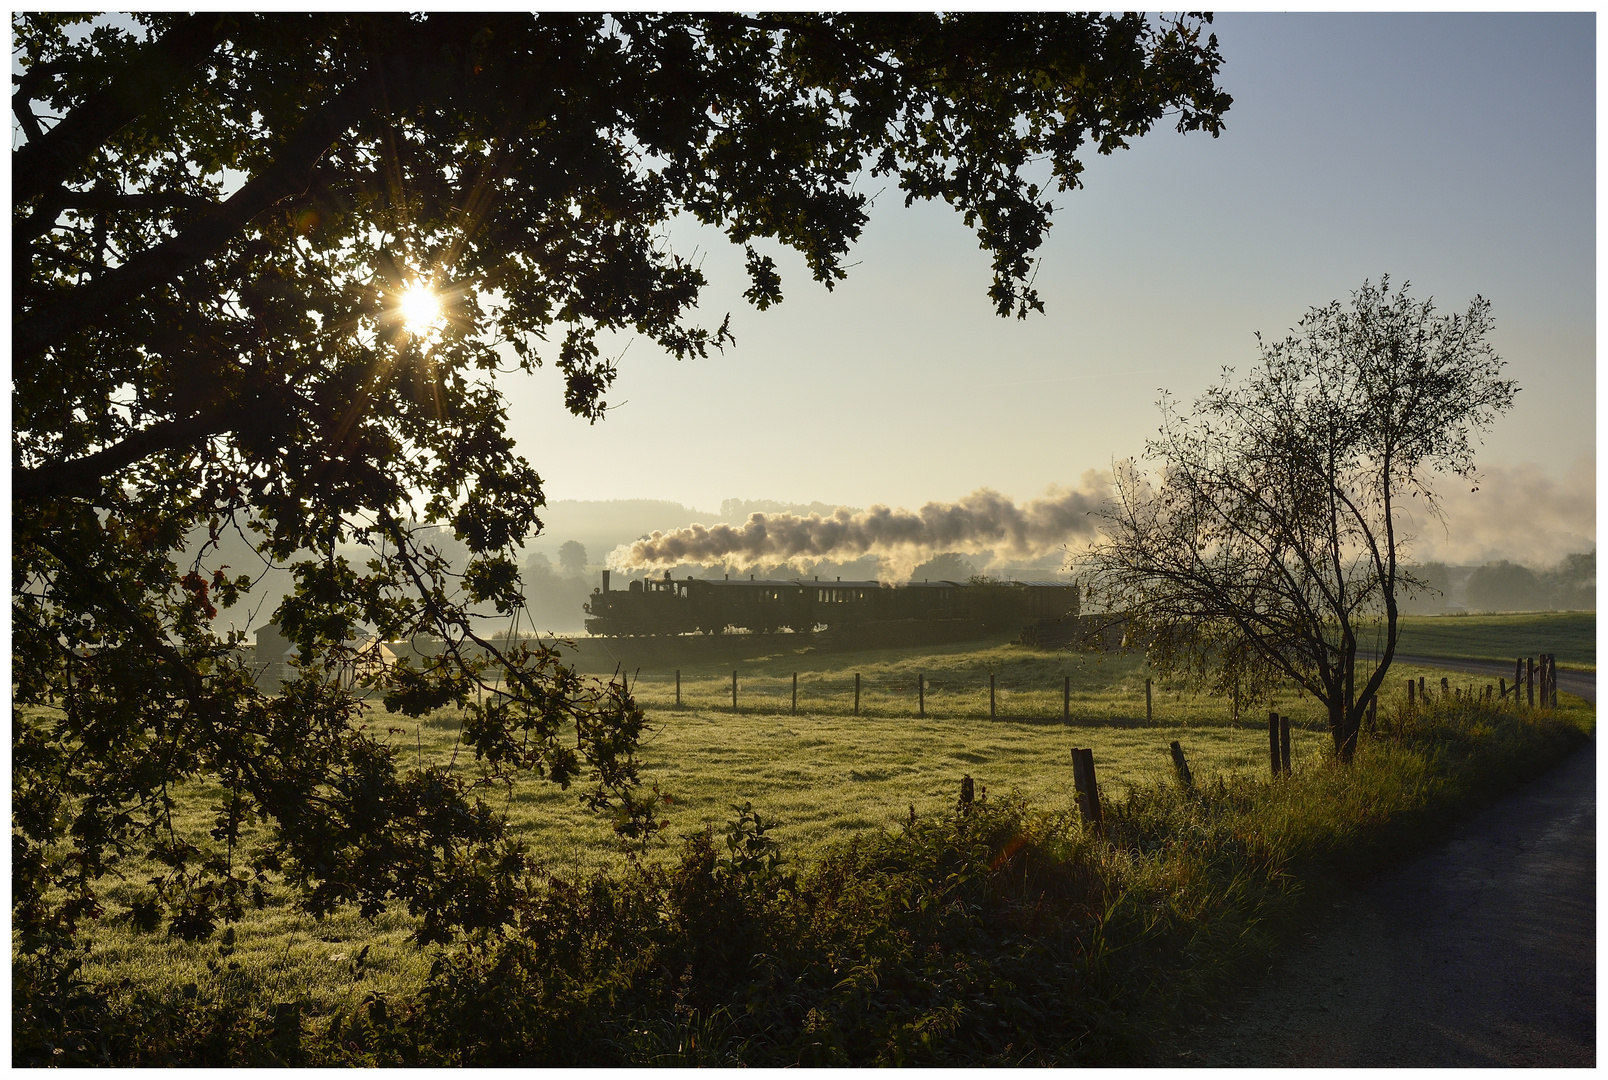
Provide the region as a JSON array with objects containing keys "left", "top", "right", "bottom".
[
  {"left": 1393, "top": 611, "right": 1594, "bottom": 670},
  {"left": 16, "top": 647, "right": 1594, "bottom": 1065},
  {"left": 56, "top": 647, "right": 1326, "bottom": 1021}
]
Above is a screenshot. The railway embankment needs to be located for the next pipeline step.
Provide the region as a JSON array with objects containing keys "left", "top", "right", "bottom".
[{"left": 552, "top": 621, "right": 1000, "bottom": 673}]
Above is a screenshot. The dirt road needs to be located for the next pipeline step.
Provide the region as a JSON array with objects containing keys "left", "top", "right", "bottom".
[{"left": 1167, "top": 662, "right": 1596, "bottom": 1067}]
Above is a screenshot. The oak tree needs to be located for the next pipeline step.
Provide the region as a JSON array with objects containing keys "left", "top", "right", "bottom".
[{"left": 13, "top": 12, "right": 1231, "bottom": 946}]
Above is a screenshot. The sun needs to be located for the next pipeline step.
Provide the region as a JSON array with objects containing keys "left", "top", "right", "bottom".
[{"left": 398, "top": 281, "right": 443, "bottom": 336}]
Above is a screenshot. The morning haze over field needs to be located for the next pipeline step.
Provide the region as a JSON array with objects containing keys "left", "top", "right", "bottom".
[
  {"left": 505, "top": 13, "right": 1594, "bottom": 597},
  {"left": 19, "top": 11, "right": 1595, "bottom": 1067}
]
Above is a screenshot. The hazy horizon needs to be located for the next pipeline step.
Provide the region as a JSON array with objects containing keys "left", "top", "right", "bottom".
[
  {"left": 497, "top": 13, "right": 1594, "bottom": 573},
  {"left": 525, "top": 459, "right": 1596, "bottom": 581}
]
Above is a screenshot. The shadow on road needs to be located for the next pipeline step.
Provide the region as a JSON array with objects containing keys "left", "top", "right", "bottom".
[{"left": 1166, "top": 729, "right": 1596, "bottom": 1067}]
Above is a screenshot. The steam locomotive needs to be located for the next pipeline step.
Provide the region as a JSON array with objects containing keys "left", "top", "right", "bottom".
[{"left": 583, "top": 570, "right": 1080, "bottom": 638}]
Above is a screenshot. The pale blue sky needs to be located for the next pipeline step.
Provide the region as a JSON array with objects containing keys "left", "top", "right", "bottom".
[{"left": 505, "top": 13, "right": 1595, "bottom": 560}]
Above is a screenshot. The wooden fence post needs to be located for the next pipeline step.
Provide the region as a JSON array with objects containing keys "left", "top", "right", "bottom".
[
  {"left": 1440, "top": 676, "right": 1449, "bottom": 700},
  {"left": 1548, "top": 653, "right": 1558, "bottom": 707},
  {"left": 792, "top": 672, "right": 798, "bottom": 714},
  {"left": 1499, "top": 676, "right": 1506, "bottom": 701},
  {"left": 1527, "top": 657, "right": 1534, "bottom": 707},
  {"left": 917, "top": 673, "right": 924, "bottom": 718},
  {"left": 1146, "top": 677, "right": 1153, "bottom": 722},
  {"left": 1071, "top": 748, "right": 1103, "bottom": 830},
  {"left": 1268, "top": 712, "right": 1281, "bottom": 778},
  {"left": 1418, "top": 677, "right": 1425, "bottom": 702},
  {"left": 732, "top": 669, "right": 738, "bottom": 711},
  {"left": 1279, "top": 714, "right": 1292, "bottom": 775},
  {"left": 990, "top": 673, "right": 996, "bottom": 719},
  {"left": 1407, "top": 679, "right": 1415, "bottom": 706},
  {"left": 675, "top": 669, "right": 681, "bottom": 708},
  {"left": 1515, "top": 657, "right": 1524, "bottom": 702},
  {"left": 1063, "top": 675, "right": 1070, "bottom": 723},
  {"left": 854, "top": 672, "right": 861, "bottom": 716},
  {"left": 1169, "top": 740, "right": 1193, "bottom": 788}
]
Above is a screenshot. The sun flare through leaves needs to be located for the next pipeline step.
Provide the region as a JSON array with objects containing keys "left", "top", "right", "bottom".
[{"left": 398, "top": 281, "right": 444, "bottom": 337}]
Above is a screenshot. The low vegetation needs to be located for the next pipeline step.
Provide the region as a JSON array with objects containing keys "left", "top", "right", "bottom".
[{"left": 14, "top": 631, "right": 1593, "bottom": 1065}]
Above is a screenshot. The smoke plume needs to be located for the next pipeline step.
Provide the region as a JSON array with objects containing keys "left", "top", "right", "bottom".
[
  {"left": 608, "top": 474, "right": 1111, "bottom": 578},
  {"left": 1398, "top": 455, "right": 1595, "bottom": 567}
]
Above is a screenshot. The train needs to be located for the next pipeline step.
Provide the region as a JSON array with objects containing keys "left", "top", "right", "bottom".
[{"left": 583, "top": 570, "right": 1080, "bottom": 638}]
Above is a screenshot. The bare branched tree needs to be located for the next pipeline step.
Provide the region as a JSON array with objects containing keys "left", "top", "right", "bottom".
[{"left": 1083, "top": 277, "right": 1517, "bottom": 761}]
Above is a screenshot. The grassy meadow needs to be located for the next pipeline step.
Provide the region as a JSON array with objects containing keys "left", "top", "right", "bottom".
[
  {"left": 68, "top": 644, "right": 1305, "bottom": 1016},
  {"left": 1394, "top": 610, "right": 1595, "bottom": 669},
  {"left": 26, "top": 613, "right": 1595, "bottom": 1062}
]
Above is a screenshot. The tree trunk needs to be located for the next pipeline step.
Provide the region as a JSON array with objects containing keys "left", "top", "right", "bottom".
[{"left": 1330, "top": 696, "right": 1360, "bottom": 763}]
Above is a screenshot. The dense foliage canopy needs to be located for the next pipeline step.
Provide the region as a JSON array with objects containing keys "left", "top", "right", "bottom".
[
  {"left": 13, "top": 12, "right": 1230, "bottom": 946},
  {"left": 1084, "top": 278, "right": 1516, "bottom": 759}
]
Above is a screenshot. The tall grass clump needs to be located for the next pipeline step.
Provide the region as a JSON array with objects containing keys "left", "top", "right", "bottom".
[{"left": 16, "top": 694, "right": 1590, "bottom": 1066}]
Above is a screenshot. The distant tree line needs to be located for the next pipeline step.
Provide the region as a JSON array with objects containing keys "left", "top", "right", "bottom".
[
  {"left": 1402, "top": 551, "right": 1595, "bottom": 614},
  {"left": 520, "top": 543, "right": 594, "bottom": 632},
  {"left": 910, "top": 552, "right": 980, "bottom": 582}
]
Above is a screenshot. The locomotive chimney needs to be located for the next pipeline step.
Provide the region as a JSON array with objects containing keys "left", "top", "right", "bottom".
[{"left": 602, "top": 569, "right": 610, "bottom": 592}]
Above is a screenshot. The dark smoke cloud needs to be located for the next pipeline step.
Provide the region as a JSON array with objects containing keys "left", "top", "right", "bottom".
[{"left": 609, "top": 473, "right": 1111, "bottom": 577}]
